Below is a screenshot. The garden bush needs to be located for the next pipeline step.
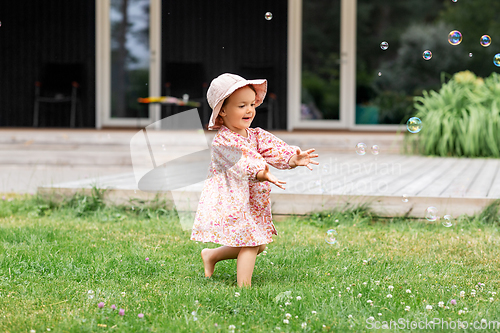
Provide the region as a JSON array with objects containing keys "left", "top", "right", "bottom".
[{"left": 406, "top": 70, "right": 500, "bottom": 157}]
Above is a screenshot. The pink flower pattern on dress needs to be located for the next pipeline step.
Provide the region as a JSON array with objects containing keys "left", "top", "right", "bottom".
[{"left": 190, "top": 125, "right": 299, "bottom": 247}]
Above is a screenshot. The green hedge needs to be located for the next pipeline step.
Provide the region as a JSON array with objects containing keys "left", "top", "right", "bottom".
[{"left": 406, "top": 71, "right": 500, "bottom": 157}]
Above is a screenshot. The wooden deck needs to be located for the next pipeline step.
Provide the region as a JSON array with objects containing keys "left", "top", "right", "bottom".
[{"left": 39, "top": 151, "right": 500, "bottom": 224}]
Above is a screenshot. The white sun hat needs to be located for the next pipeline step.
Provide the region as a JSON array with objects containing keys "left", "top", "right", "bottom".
[{"left": 206, "top": 73, "right": 267, "bottom": 130}]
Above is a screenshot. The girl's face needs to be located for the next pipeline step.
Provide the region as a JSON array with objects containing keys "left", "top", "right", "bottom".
[{"left": 219, "top": 86, "right": 256, "bottom": 137}]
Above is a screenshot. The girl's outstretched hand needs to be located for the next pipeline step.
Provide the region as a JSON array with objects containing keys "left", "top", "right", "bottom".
[
  {"left": 291, "top": 148, "right": 320, "bottom": 170},
  {"left": 256, "top": 164, "right": 287, "bottom": 190}
]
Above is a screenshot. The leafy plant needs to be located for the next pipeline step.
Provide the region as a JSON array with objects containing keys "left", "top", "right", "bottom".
[{"left": 406, "top": 70, "right": 500, "bottom": 157}]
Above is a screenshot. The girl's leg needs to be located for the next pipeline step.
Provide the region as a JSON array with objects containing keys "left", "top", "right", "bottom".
[
  {"left": 201, "top": 246, "right": 241, "bottom": 277},
  {"left": 201, "top": 244, "right": 267, "bottom": 278},
  {"left": 237, "top": 246, "right": 260, "bottom": 287}
]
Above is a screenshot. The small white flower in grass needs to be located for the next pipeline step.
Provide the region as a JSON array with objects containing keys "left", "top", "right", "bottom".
[
  {"left": 401, "top": 301, "right": 405, "bottom": 305},
  {"left": 228, "top": 325, "right": 236, "bottom": 330},
  {"left": 378, "top": 313, "right": 382, "bottom": 316},
  {"left": 460, "top": 291, "right": 465, "bottom": 297},
  {"left": 338, "top": 293, "right": 342, "bottom": 297},
  {"left": 405, "top": 306, "right": 410, "bottom": 311},
  {"left": 121, "top": 292, "right": 126, "bottom": 297},
  {"left": 191, "top": 311, "right": 197, "bottom": 316},
  {"left": 363, "top": 282, "right": 368, "bottom": 285},
  {"left": 406, "top": 289, "right": 411, "bottom": 293},
  {"left": 363, "top": 260, "right": 367, "bottom": 265},
  {"left": 301, "top": 323, "right": 307, "bottom": 328},
  {"left": 296, "top": 296, "right": 302, "bottom": 300},
  {"left": 464, "top": 307, "right": 467, "bottom": 311},
  {"left": 331, "top": 287, "right": 335, "bottom": 290},
  {"left": 444, "top": 306, "right": 449, "bottom": 309},
  {"left": 346, "top": 287, "right": 350, "bottom": 291},
  {"left": 490, "top": 297, "right": 494, "bottom": 302},
  {"left": 285, "top": 301, "right": 291, "bottom": 306},
  {"left": 283, "top": 319, "right": 289, "bottom": 324},
  {"left": 47, "top": 329, "right": 51, "bottom": 332},
  {"left": 368, "top": 316, "right": 374, "bottom": 321},
  {"left": 386, "top": 294, "right": 392, "bottom": 298},
  {"left": 262, "top": 251, "right": 267, "bottom": 255},
  {"left": 312, "top": 311, "right": 317, "bottom": 314},
  {"left": 367, "top": 300, "right": 373, "bottom": 304},
  {"left": 492, "top": 292, "right": 497, "bottom": 296},
  {"left": 193, "top": 317, "right": 198, "bottom": 321},
  {"left": 348, "top": 315, "right": 353, "bottom": 319},
  {"left": 295, "top": 316, "right": 298, "bottom": 319},
  {"left": 30, "top": 330, "right": 36, "bottom": 333},
  {"left": 88, "top": 295, "right": 94, "bottom": 299},
  {"left": 322, "top": 325, "right": 326, "bottom": 328},
  {"left": 357, "top": 293, "right": 362, "bottom": 298},
  {"left": 458, "top": 310, "right": 464, "bottom": 315},
  {"left": 235, "top": 292, "right": 240, "bottom": 297},
  {"left": 388, "top": 285, "right": 394, "bottom": 291},
  {"left": 481, "top": 319, "right": 487, "bottom": 324},
  {"left": 375, "top": 281, "right": 380, "bottom": 285},
  {"left": 438, "top": 301, "right": 444, "bottom": 308},
  {"left": 285, "top": 313, "right": 291, "bottom": 319},
  {"left": 426, "top": 305, "right": 432, "bottom": 310}
]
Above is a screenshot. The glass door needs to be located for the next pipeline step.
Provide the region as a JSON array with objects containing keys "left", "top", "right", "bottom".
[
  {"left": 96, "top": 0, "right": 161, "bottom": 128},
  {"left": 110, "top": 0, "right": 150, "bottom": 119},
  {"left": 289, "top": 0, "right": 355, "bottom": 130},
  {"left": 301, "top": 0, "right": 341, "bottom": 122}
]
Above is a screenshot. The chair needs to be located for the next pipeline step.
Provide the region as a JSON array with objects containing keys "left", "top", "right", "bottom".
[
  {"left": 239, "top": 64, "right": 277, "bottom": 129},
  {"left": 163, "top": 62, "right": 209, "bottom": 127},
  {"left": 33, "top": 63, "right": 84, "bottom": 127}
]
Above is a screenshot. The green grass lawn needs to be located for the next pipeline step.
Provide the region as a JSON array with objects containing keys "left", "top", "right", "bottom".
[{"left": 1, "top": 192, "right": 499, "bottom": 332}]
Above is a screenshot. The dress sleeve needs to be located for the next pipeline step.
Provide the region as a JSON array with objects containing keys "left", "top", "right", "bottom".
[
  {"left": 212, "top": 138, "right": 267, "bottom": 183},
  {"left": 254, "top": 127, "right": 300, "bottom": 170}
]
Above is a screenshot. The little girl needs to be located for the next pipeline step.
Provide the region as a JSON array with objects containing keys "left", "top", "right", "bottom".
[{"left": 190, "top": 73, "right": 319, "bottom": 287}]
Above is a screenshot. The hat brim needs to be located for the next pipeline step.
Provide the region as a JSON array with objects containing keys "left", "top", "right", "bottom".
[{"left": 208, "top": 79, "right": 267, "bottom": 130}]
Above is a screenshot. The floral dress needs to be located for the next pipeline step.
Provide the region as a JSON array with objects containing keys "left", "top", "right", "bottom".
[{"left": 190, "top": 125, "right": 299, "bottom": 247}]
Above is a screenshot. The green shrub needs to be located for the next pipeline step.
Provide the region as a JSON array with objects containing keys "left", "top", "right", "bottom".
[{"left": 406, "top": 70, "right": 500, "bottom": 157}]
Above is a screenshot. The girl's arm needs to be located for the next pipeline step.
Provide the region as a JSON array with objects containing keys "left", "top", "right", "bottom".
[
  {"left": 254, "top": 127, "right": 300, "bottom": 170},
  {"left": 212, "top": 140, "right": 267, "bottom": 183}
]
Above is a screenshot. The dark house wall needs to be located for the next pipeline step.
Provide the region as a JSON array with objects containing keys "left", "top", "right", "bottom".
[
  {"left": 0, "top": 0, "right": 288, "bottom": 129},
  {"left": 161, "top": 0, "right": 288, "bottom": 130},
  {"left": 0, "top": 0, "right": 96, "bottom": 128}
]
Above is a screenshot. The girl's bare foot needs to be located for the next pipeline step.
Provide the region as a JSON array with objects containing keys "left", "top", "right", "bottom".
[{"left": 201, "top": 248, "right": 215, "bottom": 277}]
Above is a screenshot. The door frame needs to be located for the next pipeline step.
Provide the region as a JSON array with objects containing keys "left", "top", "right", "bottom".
[{"left": 95, "top": 0, "right": 162, "bottom": 129}]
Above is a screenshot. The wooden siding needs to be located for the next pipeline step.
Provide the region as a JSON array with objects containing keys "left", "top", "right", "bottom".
[
  {"left": 161, "top": 0, "right": 289, "bottom": 130},
  {"left": 0, "top": 0, "right": 96, "bottom": 128}
]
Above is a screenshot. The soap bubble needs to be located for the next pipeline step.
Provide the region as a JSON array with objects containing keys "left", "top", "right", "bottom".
[
  {"left": 422, "top": 50, "right": 432, "bottom": 60},
  {"left": 407, "top": 117, "right": 422, "bottom": 133},
  {"left": 371, "top": 145, "right": 379, "bottom": 155},
  {"left": 402, "top": 194, "right": 409, "bottom": 203},
  {"left": 325, "top": 229, "right": 338, "bottom": 245},
  {"left": 380, "top": 41, "right": 389, "bottom": 50},
  {"left": 442, "top": 215, "right": 453, "bottom": 227},
  {"left": 448, "top": 30, "right": 462, "bottom": 45},
  {"left": 469, "top": 53, "right": 473, "bottom": 57},
  {"left": 378, "top": 72, "right": 382, "bottom": 76},
  {"left": 355, "top": 143, "right": 367, "bottom": 155},
  {"left": 452, "top": 0, "right": 457, "bottom": 2},
  {"left": 425, "top": 207, "right": 439, "bottom": 222},
  {"left": 480, "top": 35, "right": 491, "bottom": 47},
  {"left": 265, "top": 12, "right": 273, "bottom": 20},
  {"left": 494, "top": 54, "right": 500, "bottom": 67}
]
